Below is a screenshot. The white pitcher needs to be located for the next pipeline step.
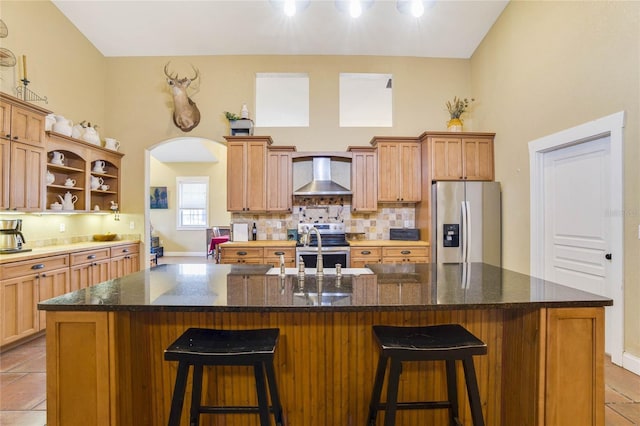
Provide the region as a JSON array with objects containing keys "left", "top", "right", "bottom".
[
  {"left": 93, "top": 160, "right": 106, "bottom": 173},
  {"left": 46, "top": 170, "right": 55, "bottom": 185},
  {"left": 82, "top": 127, "right": 100, "bottom": 145},
  {"left": 71, "top": 124, "right": 84, "bottom": 139},
  {"left": 90, "top": 175, "right": 104, "bottom": 190},
  {"left": 104, "top": 138, "right": 120, "bottom": 151},
  {"left": 52, "top": 115, "right": 73, "bottom": 136},
  {"left": 51, "top": 151, "right": 65, "bottom": 165}
]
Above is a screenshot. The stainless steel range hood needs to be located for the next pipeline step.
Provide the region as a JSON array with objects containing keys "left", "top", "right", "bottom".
[{"left": 293, "top": 157, "right": 351, "bottom": 196}]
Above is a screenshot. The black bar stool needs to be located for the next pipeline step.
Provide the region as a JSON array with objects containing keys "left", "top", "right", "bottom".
[
  {"left": 367, "top": 324, "right": 487, "bottom": 426},
  {"left": 164, "top": 327, "right": 284, "bottom": 426}
]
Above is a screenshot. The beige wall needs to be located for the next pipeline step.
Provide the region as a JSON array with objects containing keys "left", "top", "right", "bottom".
[
  {"left": 471, "top": 1, "right": 640, "bottom": 357},
  {"left": 4, "top": 0, "right": 640, "bottom": 359},
  {"left": 149, "top": 146, "right": 230, "bottom": 254}
]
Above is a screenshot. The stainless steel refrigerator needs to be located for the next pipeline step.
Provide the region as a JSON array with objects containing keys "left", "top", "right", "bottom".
[{"left": 431, "top": 181, "right": 501, "bottom": 266}]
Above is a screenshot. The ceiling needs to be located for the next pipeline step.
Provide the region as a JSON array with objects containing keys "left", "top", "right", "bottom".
[{"left": 51, "top": 0, "right": 509, "bottom": 58}]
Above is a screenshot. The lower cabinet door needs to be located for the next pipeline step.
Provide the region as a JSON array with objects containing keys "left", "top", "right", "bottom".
[
  {"left": 1, "top": 276, "right": 38, "bottom": 345},
  {"left": 37, "top": 268, "right": 70, "bottom": 330}
]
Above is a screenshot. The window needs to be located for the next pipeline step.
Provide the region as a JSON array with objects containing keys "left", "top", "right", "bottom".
[
  {"left": 255, "top": 73, "right": 309, "bottom": 127},
  {"left": 176, "top": 177, "right": 208, "bottom": 230}
]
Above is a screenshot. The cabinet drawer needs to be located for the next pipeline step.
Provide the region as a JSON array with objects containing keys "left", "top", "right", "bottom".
[
  {"left": 70, "top": 248, "right": 111, "bottom": 266},
  {"left": 351, "top": 247, "right": 382, "bottom": 260},
  {"left": 110, "top": 243, "right": 140, "bottom": 257},
  {"left": 382, "top": 256, "right": 430, "bottom": 264},
  {"left": 0, "top": 254, "right": 70, "bottom": 280},
  {"left": 263, "top": 247, "right": 295, "bottom": 266},
  {"left": 220, "top": 247, "right": 264, "bottom": 262},
  {"left": 382, "top": 246, "right": 429, "bottom": 258}
]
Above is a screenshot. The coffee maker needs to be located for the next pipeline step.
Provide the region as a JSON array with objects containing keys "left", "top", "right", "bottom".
[{"left": 0, "top": 219, "right": 31, "bottom": 254}]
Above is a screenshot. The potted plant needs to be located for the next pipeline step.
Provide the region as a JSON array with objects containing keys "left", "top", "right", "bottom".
[
  {"left": 445, "top": 96, "right": 474, "bottom": 132},
  {"left": 224, "top": 109, "right": 253, "bottom": 136}
]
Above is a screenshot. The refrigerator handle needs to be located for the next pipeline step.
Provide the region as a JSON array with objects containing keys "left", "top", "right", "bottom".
[
  {"left": 465, "top": 201, "right": 472, "bottom": 262},
  {"left": 461, "top": 201, "right": 468, "bottom": 262}
]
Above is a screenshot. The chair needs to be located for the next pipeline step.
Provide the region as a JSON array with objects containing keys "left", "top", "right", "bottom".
[
  {"left": 367, "top": 324, "right": 487, "bottom": 426},
  {"left": 165, "top": 327, "right": 284, "bottom": 426}
]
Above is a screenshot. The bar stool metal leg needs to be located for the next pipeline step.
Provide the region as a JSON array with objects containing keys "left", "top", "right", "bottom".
[
  {"left": 384, "top": 359, "right": 403, "bottom": 426},
  {"left": 445, "top": 359, "right": 460, "bottom": 426},
  {"left": 190, "top": 364, "right": 204, "bottom": 426},
  {"left": 367, "top": 353, "right": 389, "bottom": 425},
  {"left": 264, "top": 360, "right": 284, "bottom": 425},
  {"left": 462, "top": 357, "right": 485, "bottom": 426},
  {"left": 253, "top": 362, "right": 271, "bottom": 426},
  {"left": 168, "top": 362, "right": 190, "bottom": 426}
]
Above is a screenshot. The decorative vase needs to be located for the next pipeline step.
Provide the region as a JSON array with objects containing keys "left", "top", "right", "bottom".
[{"left": 447, "top": 118, "right": 463, "bottom": 132}]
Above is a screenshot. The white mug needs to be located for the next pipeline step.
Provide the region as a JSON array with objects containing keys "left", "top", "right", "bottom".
[
  {"left": 51, "top": 151, "right": 65, "bottom": 165},
  {"left": 93, "top": 160, "right": 106, "bottom": 172},
  {"left": 104, "top": 138, "right": 120, "bottom": 151},
  {"left": 100, "top": 184, "right": 110, "bottom": 191},
  {"left": 64, "top": 178, "right": 76, "bottom": 187}
]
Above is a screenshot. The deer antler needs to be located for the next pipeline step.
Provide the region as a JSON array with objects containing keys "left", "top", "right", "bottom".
[
  {"left": 164, "top": 62, "right": 177, "bottom": 80},
  {"left": 190, "top": 65, "right": 199, "bottom": 82}
]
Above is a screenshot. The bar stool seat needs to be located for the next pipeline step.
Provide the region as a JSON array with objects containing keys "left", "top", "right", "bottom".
[
  {"left": 165, "top": 327, "right": 284, "bottom": 426},
  {"left": 367, "top": 324, "right": 487, "bottom": 426}
]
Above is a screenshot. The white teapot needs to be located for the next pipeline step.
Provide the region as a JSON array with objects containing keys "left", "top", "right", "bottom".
[
  {"left": 71, "top": 124, "right": 84, "bottom": 139},
  {"left": 57, "top": 191, "right": 78, "bottom": 211},
  {"left": 52, "top": 115, "right": 73, "bottom": 136},
  {"left": 82, "top": 126, "right": 100, "bottom": 145}
]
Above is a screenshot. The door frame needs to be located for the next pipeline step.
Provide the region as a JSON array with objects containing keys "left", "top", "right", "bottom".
[{"left": 528, "top": 111, "right": 625, "bottom": 366}]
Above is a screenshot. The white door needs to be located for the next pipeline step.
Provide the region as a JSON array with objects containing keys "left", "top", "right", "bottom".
[
  {"left": 531, "top": 111, "right": 625, "bottom": 367},
  {"left": 543, "top": 137, "right": 610, "bottom": 298}
]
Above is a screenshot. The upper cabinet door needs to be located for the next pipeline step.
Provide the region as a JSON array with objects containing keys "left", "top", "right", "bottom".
[
  {"left": 10, "top": 104, "right": 46, "bottom": 148},
  {"left": 375, "top": 139, "right": 421, "bottom": 203},
  {"left": 266, "top": 147, "right": 295, "bottom": 212},
  {"left": 224, "top": 136, "right": 272, "bottom": 213},
  {"left": 428, "top": 133, "right": 495, "bottom": 181},
  {"left": 349, "top": 147, "right": 377, "bottom": 212},
  {"left": 226, "top": 142, "right": 247, "bottom": 212}
]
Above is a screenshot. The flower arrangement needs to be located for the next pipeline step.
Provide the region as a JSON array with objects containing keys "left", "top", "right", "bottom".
[
  {"left": 446, "top": 96, "right": 475, "bottom": 119},
  {"left": 224, "top": 111, "right": 241, "bottom": 121}
]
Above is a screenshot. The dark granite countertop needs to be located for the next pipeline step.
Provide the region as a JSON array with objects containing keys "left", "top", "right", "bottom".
[{"left": 37, "top": 263, "right": 612, "bottom": 312}]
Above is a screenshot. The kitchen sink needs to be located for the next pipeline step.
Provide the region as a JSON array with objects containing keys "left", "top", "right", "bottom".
[{"left": 266, "top": 267, "right": 373, "bottom": 276}]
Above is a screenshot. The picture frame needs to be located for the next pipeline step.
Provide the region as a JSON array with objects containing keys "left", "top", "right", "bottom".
[{"left": 150, "top": 186, "right": 168, "bottom": 209}]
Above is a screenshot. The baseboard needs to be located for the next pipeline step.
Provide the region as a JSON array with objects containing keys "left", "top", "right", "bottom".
[
  {"left": 164, "top": 251, "right": 207, "bottom": 257},
  {"left": 623, "top": 351, "right": 640, "bottom": 376}
]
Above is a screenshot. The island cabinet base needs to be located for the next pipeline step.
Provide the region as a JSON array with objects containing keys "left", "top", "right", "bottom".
[{"left": 45, "top": 307, "right": 604, "bottom": 426}]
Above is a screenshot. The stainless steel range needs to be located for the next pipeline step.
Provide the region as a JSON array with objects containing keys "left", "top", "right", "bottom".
[{"left": 296, "top": 222, "right": 350, "bottom": 268}]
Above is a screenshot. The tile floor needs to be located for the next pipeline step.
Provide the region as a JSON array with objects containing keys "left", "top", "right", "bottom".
[{"left": 1, "top": 332, "right": 639, "bottom": 425}]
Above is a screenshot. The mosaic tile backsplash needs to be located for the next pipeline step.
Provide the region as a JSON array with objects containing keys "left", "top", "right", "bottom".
[{"left": 231, "top": 203, "right": 415, "bottom": 241}]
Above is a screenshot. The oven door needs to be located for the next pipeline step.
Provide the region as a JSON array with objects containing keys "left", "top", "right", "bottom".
[{"left": 296, "top": 247, "right": 350, "bottom": 269}]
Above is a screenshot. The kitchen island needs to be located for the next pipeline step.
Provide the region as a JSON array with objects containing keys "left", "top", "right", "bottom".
[{"left": 38, "top": 263, "right": 611, "bottom": 426}]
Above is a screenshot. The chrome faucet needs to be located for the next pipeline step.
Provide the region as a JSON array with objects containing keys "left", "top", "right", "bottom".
[{"left": 302, "top": 226, "right": 323, "bottom": 278}]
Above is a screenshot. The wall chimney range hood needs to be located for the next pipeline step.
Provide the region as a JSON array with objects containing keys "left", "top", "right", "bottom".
[{"left": 293, "top": 157, "right": 351, "bottom": 196}]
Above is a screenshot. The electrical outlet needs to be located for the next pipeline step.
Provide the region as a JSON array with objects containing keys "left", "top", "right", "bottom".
[
  {"left": 59, "top": 223, "right": 65, "bottom": 232},
  {"left": 129, "top": 221, "right": 135, "bottom": 230}
]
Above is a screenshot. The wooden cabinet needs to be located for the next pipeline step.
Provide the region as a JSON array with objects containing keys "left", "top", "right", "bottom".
[
  {"left": 46, "top": 132, "right": 123, "bottom": 212},
  {"left": 350, "top": 247, "right": 382, "bottom": 268},
  {"left": 110, "top": 243, "right": 141, "bottom": 279},
  {"left": 219, "top": 245, "right": 265, "bottom": 264},
  {"left": 70, "top": 247, "right": 111, "bottom": 291},
  {"left": 0, "top": 253, "right": 70, "bottom": 345},
  {"left": 225, "top": 136, "right": 271, "bottom": 212},
  {"left": 371, "top": 137, "right": 421, "bottom": 203},
  {"left": 0, "top": 93, "right": 49, "bottom": 212},
  {"left": 348, "top": 146, "right": 377, "bottom": 212},
  {"left": 382, "top": 246, "right": 430, "bottom": 263},
  {"left": 0, "top": 93, "right": 49, "bottom": 148},
  {"left": 426, "top": 132, "right": 495, "bottom": 181},
  {"left": 266, "top": 146, "right": 295, "bottom": 212},
  {"left": 0, "top": 139, "right": 8, "bottom": 208}
]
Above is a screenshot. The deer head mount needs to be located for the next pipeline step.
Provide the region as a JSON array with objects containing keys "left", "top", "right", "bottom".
[{"left": 164, "top": 62, "right": 201, "bottom": 132}]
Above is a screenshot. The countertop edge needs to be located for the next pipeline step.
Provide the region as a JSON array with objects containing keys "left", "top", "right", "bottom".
[{"left": 0, "top": 240, "right": 141, "bottom": 264}]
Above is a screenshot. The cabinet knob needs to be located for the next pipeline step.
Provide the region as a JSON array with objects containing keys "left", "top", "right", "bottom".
[
  {"left": 123, "top": 249, "right": 129, "bottom": 253},
  {"left": 87, "top": 254, "right": 96, "bottom": 259},
  {"left": 12, "top": 136, "right": 18, "bottom": 140},
  {"left": 5, "top": 134, "right": 10, "bottom": 138},
  {"left": 31, "top": 263, "right": 45, "bottom": 270}
]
